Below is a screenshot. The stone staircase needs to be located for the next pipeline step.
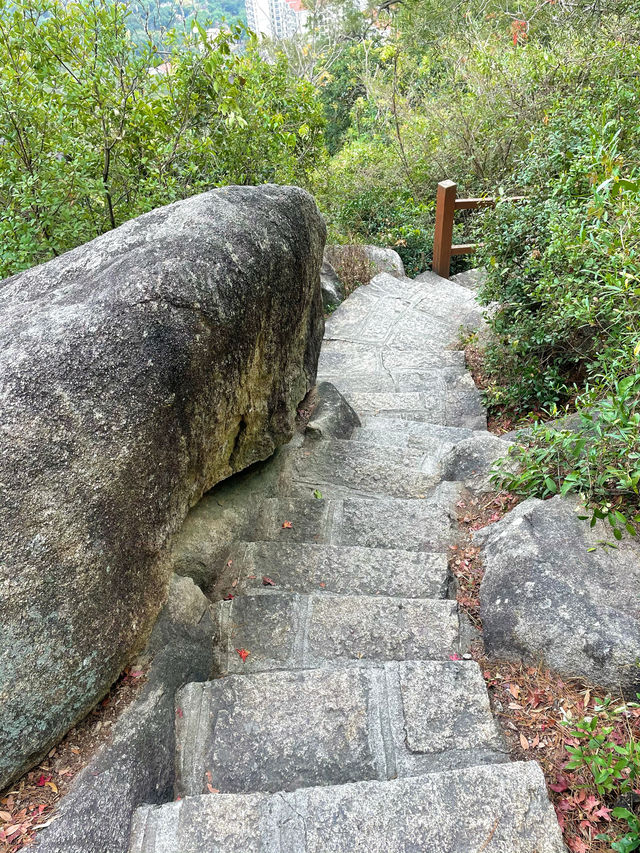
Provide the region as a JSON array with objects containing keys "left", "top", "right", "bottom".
[{"left": 128, "top": 270, "right": 565, "bottom": 852}]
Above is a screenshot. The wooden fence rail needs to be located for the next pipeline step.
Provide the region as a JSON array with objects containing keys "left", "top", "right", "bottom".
[{"left": 432, "top": 180, "right": 524, "bottom": 279}]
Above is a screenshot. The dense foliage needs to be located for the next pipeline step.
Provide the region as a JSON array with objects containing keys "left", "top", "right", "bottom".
[
  {"left": 0, "top": 0, "right": 323, "bottom": 277},
  {"left": 2, "top": 0, "right": 640, "bottom": 536}
]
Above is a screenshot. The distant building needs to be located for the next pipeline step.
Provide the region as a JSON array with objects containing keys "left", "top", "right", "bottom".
[{"left": 245, "top": 0, "right": 309, "bottom": 39}]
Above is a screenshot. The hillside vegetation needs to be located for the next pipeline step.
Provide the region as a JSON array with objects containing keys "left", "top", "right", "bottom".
[{"left": 1, "top": 0, "right": 639, "bottom": 530}]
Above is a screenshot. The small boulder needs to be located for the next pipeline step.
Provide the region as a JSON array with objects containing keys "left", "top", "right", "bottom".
[
  {"left": 476, "top": 496, "right": 640, "bottom": 696},
  {"left": 440, "top": 432, "right": 513, "bottom": 492},
  {"left": 320, "top": 260, "right": 344, "bottom": 309},
  {"left": 306, "top": 382, "right": 361, "bottom": 440},
  {"left": 325, "top": 244, "right": 405, "bottom": 284},
  {"left": 362, "top": 245, "right": 405, "bottom": 278}
]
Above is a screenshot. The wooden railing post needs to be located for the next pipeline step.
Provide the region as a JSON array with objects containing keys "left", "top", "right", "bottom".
[{"left": 432, "top": 180, "right": 457, "bottom": 279}]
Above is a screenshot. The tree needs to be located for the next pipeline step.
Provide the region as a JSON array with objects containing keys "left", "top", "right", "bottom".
[{"left": 0, "top": 0, "right": 326, "bottom": 277}]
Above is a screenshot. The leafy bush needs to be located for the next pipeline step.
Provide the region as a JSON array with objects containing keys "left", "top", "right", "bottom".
[
  {"left": 0, "top": 0, "right": 325, "bottom": 278},
  {"left": 564, "top": 695, "right": 640, "bottom": 852},
  {"left": 492, "top": 375, "right": 640, "bottom": 537}
]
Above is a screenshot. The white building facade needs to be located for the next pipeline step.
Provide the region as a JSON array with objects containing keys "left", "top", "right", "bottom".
[{"left": 245, "top": 0, "right": 309, "bottom": 39}]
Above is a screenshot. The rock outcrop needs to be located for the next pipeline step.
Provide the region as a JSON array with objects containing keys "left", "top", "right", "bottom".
[
  {"left": 325, "top": 244, "right": 406, "bottom": 283},
  {"left": 476, "top": 496, "right": 640, "bottom": 696},
  {"left": 0, "top": 184, "right": 325, "bottom": 788},
  {"left": 320, "top": 259, "right": 345, "bottom": 309}
]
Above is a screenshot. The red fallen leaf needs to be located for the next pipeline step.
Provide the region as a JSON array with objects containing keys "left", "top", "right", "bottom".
[
  {"left": 262, "top": 576, "right": 276, "bottom": 586},
  {"left": 176, "top": 707, "right": 184, "bottom": 718},
  {"left": 448, "top": 654, "right": 462, "bottom": 661},
  {"left": 129, "top": 670, "right": 144, "bottom": 678},
  {"left": 282, "top": 521, "right": 293, "bottom": 529},
  {"left": 549, "top": 775, "right": 569, "bottom": 792},
  {"left": 175, "top": 797, "right": 182, "bottom": 802},
  {"left": 236, "top": 648, "right": 250, "bottom": 663},
  {"left": 224, "top": 594, "right": 234, "bottom": 600},
  {"left": 567, "top": 836, "right": 589, "bottom": 853},
  {"left": 319, "top": 582, "right": 325, "bottom": 589},
  {"left": 36, "top": 775, "right": 50, "bottom": 787},
  {"left": 594, "top": 806, "right": 612, "bottom": 821},
  {"left": 583, "top": 795, "right": 599, "bottom": 813}
]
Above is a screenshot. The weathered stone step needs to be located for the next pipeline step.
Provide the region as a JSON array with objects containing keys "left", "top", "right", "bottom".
[
  {"left": 277, "top": 437, "right": 445, "bottom": 499},
  {"left": 130, "top": 761, "right": 565, "bottom": 853},
  {"left": 352, "top": 418, "right": 475, "bottom": 448},
  {"left": 324, "top": 289, "right": 477, "bottom": 349},
  {"left": 170, "top": 486, "right": 463, "bottom": 591},
  {"left": 250, "top": 484, "right": 462, "bottom": 551},
  {"left": 351, "top": 420, "right": 512, "bottom": 492},
  {"left": 317, "top": 366, "right": 466, "bottom": 394},
  {"left": 223, "top": 542, "right": 449, "bottom": 598},
  {"left": 318, "top": 339, "right": 466, "bottom": 377},
  {"left": 342, "top": 384, "right": 486, "bottom": 430},
  {"left": 213, "top": 592, "right": 459, "bottom": 674},
  {"left": 173, "top": 661, "right": 505, "bottom": 797}
]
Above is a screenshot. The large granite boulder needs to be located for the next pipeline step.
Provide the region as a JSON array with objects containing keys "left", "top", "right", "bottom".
[
  {"left": 476, "top": 497, "right": 640, "bottom": 696},
  {"left": 0, "top": 185, "right": 325, "bottom": 788},
  {"left": 34, "top": 575, "right": 214, "bottom": 853}
]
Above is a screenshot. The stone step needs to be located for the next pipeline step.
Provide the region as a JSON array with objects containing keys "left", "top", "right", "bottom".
[
  {"left": 213, "top": 592, "right": 459, "bottom": 674},
  {"left": 173, "top": 661, "right": 506, "bottom": 797},
  {"left": 130, "top": 761, "right": 565, "bottom": 853},
  {"left": 277, "top": 437, "right": 446, "bottom": 499},
  {"left": 350, "top": 420, "right": 512, "bottom": 492},
  {"left": 342, "top": 387, "right": 486, "bottom": 430},
  {"left": 222, "top": 542, "right": 450, "bottom": 598},
  {"left": 249, "top": 484, "right": 462, "bottom": 552},
  {"left": 318, "top": 339, "right": 466, "bottom": 377},
  {"left": 170, "top": 486, "right": 463, "bottom": 592},
  {"left": 352, "top": 418, "right": 475, "bottom": 449},
  {"left": 317, "top": 366, "right": 466, "bottom": 394}
]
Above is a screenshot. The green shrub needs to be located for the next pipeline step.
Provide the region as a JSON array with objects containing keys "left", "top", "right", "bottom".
[
  {"left": 564, "top": 695, "right": 640, "bottom": 852},
  {"left": 0, "top": 0, "right": 326, "bottom": 278}
]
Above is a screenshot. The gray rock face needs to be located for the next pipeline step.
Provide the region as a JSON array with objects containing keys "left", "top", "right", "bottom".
[
  {"left": 131, "top": 763, "right": 564, "bottom": 853},
  {"left": 0, "top": 185, "right": 325, "bottom": 788},
  {"left": 477, "top": 496, "right": 640, "bottom": 696},
  {"left": 35, "top": 575, "right": 214, "bottom": 853},
  {"left": 305, "top": 381, "right": 360, "bottom": 440},
  {"left": 320, "top": 259, "right": 345, "bottom": 309},
  {"left": 325, "top": 245, "right": 405, "bottom": 280},
  {"left": 362, "top": 245, "right": 405, "bottom": 278},
  {"left": 440, "top": 432, "right": 513, "bottom": 492}
]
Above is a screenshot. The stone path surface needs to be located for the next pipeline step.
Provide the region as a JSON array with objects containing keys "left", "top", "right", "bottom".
[{"left": 128, "top": 270, "right": 565, "bottom": 852}]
